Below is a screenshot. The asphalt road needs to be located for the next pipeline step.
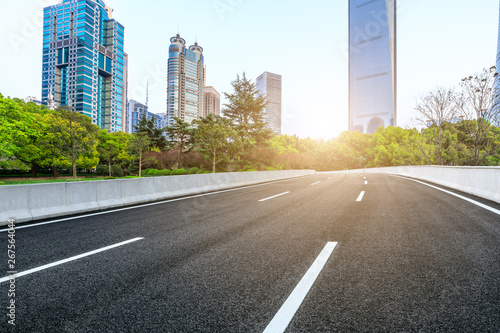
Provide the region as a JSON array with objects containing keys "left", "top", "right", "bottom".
[{"left": 1, "top": 172, "right": 500, "bottom": 332}]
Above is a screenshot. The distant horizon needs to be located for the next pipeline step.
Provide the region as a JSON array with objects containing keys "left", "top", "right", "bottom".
[{"left": 0, "top": 0, "right": 498, "bottom": 140}]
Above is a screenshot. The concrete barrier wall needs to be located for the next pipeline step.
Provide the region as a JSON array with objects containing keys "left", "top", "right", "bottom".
[
  {"left": 0, "top": 170, "right": 315, "bottom": 225},
  {"left": 349, "top": 166, "right": 500, "bottom": 204}
]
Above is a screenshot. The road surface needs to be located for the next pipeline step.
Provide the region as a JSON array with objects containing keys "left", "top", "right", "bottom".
[{"left": 1, "top": 172, "right": 499, "bottom": 332}]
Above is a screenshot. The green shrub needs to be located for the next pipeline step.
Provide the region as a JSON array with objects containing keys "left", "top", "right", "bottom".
[
  {"left": 159, "top": 169, "right": 171, "bottom": 176},
  {"left": 110, "top": 165, "right": 124, "bottom": 177},
  {"left": 204, "top": 170, "right": 211, "bottom": 174},
  {"left": 243, "top": 165, "right": 256, "bottom": 171},
  {"left": 96, "top": 165, "right": 108, "bottom": 176},
  {"left": 148, "top": 169, "right": 160, "bottom": 176},
  {"left": 196, "top": 169, "right": 205, "bottom": 174},
  {"left": 142, "top": 168, "right": 152, "bottom": 177},
  {"left": 188, "top": 167, "right": 200, "bottom": 174},
  {"left": 104, "top": 176, "right": 116, "bottom": 180},
  {"left": 171, "top": 168, "right": 187, "bottom": 175},
  {"left": 244, "top": 169, "right": 258, "bottom": 172},
  {"left": 0, "top": 181, "right": 5, "bottom": 185},
  {"left": 265, "top": 166, "right": 277, "bottom": 171}
]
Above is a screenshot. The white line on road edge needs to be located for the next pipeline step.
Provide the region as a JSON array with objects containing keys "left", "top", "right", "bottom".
[
  {"left": 0, "top": 175, "right": 315, "bottom": 233},
  {"left": 327, "top": 177, "right": 332, "bottom": 180},
  {"left": 259, "top": 192, "right": 291, "bottom": 202},
  {"left": 311, "top": 181, "right": 321, "bottom": 186},
  {"left": 263, "top": 242, "right": 338, "bottom": 333},
  {"left": 396, "top": 176, "right": 500, "bottom": 216},
  {"left": 365, "top": 181, "right": 368, "bottom": 185},
  {"left": 356, "top": 191, "right": 365, "bottom": 202},
  {"left": 0, "top": 238, "right": 144, "bottom": 283}
]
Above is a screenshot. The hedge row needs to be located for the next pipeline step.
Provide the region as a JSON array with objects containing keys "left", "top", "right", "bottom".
[{"left": 141, "top": 168, "right": 210, "bottom": 177}]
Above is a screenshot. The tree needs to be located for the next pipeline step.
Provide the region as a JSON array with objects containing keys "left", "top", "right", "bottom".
[
  {"left": 222, "top": 73, "right": 274, "bottom": 155},
  {"left": 457, "top": 67, "right": 500, "bottom": 165},
  {"left": 97, "top": 130, "right": 130, "bottom": 177},
  {"left": 194, "top": 114, "right": 242, "bottom": 173},
  {"left": 165, "top": 116, "right": 195, "bottom": 168},
  {"left": 367, "top": 126, "right": 425, "bottom": 167},
  {"left": 134, "top": 114, "right": 167, "bottom": 150},
  {"left": 5, "top": 98, "right": 54, "bottom": 177},
  {"left": 414, "top": 88, "right": 460, "bottom": 165},
  {"left": 49, "top": 107, "right": 100, "bottom": 178},
  {"left": 269, "top": 135, "right": 300, "bottom": 155},
  {"left": 128, "top": 133, "right": 150, "bottom": 177},
  {"left": 318, "top": 131, "right": 371, "bottom": 170},
  {"left": 0, "top": 94, "right": 32, "bottom": 162}
]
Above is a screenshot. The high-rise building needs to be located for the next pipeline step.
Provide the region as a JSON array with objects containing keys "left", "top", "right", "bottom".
[
  {"left": 349, "top": 0, "right": 397, "bottom": 134},
  {"left": 495, "top": 1, "right": 500, "bottom": 117},
  {"left": 125, "top": 100, "right": 167, "bottom": 134},
  {"left": 166, "top": 34, "right": 205, "bottom": 126},
  {"left": 256, "top": 72, "right": 282, "bottom": 135},
  {"left": 203, "top": 86, "right": 220, "bottom": 117},
  {"left": 41, "top": 0, "right": 127, "bottom": 132},
  {"left": 24, "top": 96, "right": 43, "bottom": 105}
]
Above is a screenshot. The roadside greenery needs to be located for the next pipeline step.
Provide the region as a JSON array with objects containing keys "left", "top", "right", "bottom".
[{"left": 1, "top": 69, "right": 499, "bottom": 181}]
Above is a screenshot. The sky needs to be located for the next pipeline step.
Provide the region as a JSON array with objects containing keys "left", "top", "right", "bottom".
[{"left": 0, "top": 0, "right": 498, "bottom": 140}]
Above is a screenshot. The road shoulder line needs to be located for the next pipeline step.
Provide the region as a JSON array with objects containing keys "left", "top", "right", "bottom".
[{"left": 396, "top": 176, "right": 500, "bottom": 216}]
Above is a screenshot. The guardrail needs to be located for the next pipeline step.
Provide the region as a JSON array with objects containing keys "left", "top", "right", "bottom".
[
  {"left": 0, "top": 170, "right": 315, "bottom": 226},
  {"left": 351, "top": 166, "right": 500, "bottom": 204}
]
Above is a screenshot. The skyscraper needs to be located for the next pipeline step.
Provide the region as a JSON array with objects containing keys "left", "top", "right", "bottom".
[
  {"left": 125, "top": 100, "right": 167, "bottom": 134},
  {"left": 495, "top": 0, "right": 500, "bottom": 116},
  {"left": 41, "top": 0, "right": 127, "bottom": 132},
  {"left": 256, "top": 72, "right": 282, "bottom": 135},
  {"left": 203, "top": 86, "right": 221, "bottom": 117},
  {"left": 349, "top": 0, "right": 397, "bottom": 134},
  {"left": 166, "top": 34, "right": 205, "bottom": 126}
]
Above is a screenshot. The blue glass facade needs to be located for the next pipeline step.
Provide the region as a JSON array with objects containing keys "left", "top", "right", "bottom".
[
  {"left": 167, "top": 34, "right": 205, "bottom": 126},
  {"left": 126, "top": 100, "right": 167, "bottom": 134},
  {"left": 349, "top": 0, "right": 397, "bottom": 134},
  {"left": 41, "top": 0, "right": 127, "bottom": 132},
  {"left": 495, "top": 1, "right": 500, "bottom": 111}
]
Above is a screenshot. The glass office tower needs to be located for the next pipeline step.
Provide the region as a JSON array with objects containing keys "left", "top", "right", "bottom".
[
  {"left": 126, "top": 100, "right": 167, "bottom": 134},
  {"left": 349, "top": 0, "right": 397, "bottom": 134},
  {"left": 41, "top": 0, "right": 127, "bottom": 132},
  {"left": 167, "top": 34, "right": 205, "bottom": 126},
  {"left": 256, "top": 72, "right": 282, "bottom": 135},
  {"left": 495, "top": 1, "right": 500, "bottom": 120}
]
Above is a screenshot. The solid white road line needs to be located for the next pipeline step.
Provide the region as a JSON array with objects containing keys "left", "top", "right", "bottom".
[
  {"left": 0, "top": 175, "right": 315, "bottom": 233},
  {"left": 263, "top": 242, "right": 338, "bottom": 333},
  {"left": 356, "top": 191, "right": 365, "bottom": 202},
  {"left": 365, "top": 181, "right": 368, "bottom": 185},
  {"left": 396, "top": 176, "right": 500, "bottom": 216},
  {"left": 259, "top": 192, "right": 291, "bottom": 202},
  {"left": 327, "top": 177, "right": 332, "bottom": 180},
  {"left": 0, "top": 237, "right": 144, "bottom": 283},
  {"left": 311, "top": 181, "right": 321, "bottom": 186}
]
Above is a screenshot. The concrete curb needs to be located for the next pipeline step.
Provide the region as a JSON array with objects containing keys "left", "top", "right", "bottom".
[
  {"left": 343, "top": 166, "right": 500, "bottom": 204},
  {"left": 0, "top": 170, "right": 315, "bottom": 226}
]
